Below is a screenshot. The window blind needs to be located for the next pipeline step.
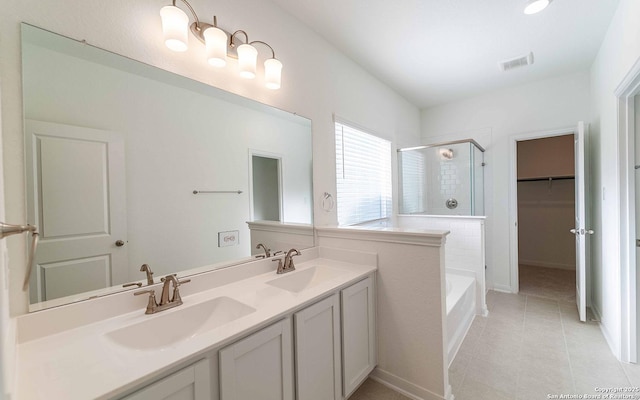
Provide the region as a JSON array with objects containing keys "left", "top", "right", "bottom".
[
  {"left": 335, "top": 122, "right": 392, "bottom": 226},
  {"left": 399, "top": 151, "right": 426, "bottom": 214}
]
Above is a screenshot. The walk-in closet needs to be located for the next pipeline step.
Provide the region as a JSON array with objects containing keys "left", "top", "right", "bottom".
[{"left": 517, "top": 134, "right": 576, "bottom": 302}]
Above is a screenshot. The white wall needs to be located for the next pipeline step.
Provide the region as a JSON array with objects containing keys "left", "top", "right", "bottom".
[
  {"left": 23, "top": 42, "right": 313, "bottom": 286},
  {"left": 517, "top": 179, "right": 576, "bottom": 270},
  {"left": 395, "top": 215, "right": 487, "bottom": 316},
  {"left": 421, "top": 70, "right": 591, "bottom": 291},
  {"left": 316, "top": 227, "right": 450, "bottom": 400},
  {"left": 0, "top": 0, "right": 421, "bottom": 315},
  {"left": 589, "top": 0, "right": 640, "bottom": 358},
  {"left": 0, "top": 83, "right": 14, "bottom": 400}
]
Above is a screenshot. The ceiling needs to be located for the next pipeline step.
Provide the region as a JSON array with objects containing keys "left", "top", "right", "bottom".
[{"left": 270, "top": 0, "right": 620, "bottom": 108}]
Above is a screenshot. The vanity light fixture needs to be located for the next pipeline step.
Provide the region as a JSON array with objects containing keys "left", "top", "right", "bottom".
[
  {"left": 523, "top": 0, "right": 552, "bottom": 15},
  {"left": 159, "top": 0, "right": 283, "bottom": 89}
]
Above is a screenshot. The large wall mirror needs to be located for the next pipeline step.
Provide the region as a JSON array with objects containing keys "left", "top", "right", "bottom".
[{"left": 21, "top": 24, "right": 313, "bottom": 311}]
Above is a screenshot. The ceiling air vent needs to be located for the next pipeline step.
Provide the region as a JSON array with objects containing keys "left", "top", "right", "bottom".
[{"left": 499, "top": 52, "right": 534, "bottom": 72}]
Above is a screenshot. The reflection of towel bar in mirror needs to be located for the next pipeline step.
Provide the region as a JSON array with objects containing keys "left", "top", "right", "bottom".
[
  {"left": 193, "top": 190, "right": 243, "bottom": 194},
  {"left": 0, "top": 222, "right": 39, "bottom": 291}
]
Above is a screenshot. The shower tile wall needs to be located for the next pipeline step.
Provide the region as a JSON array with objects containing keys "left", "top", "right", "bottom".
[
  {"left": 396, "top": 215, "right": 487, "bottom": 314},
  {"left": 426, "top": 143, "right": 472, "bottom": 215},
  {"left": 399, "top": 142, "right": 484, "bottom": 216}
]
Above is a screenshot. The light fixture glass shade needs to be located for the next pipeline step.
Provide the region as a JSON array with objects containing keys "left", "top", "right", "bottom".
[
  {"left": 264, "top": 58, "right": 283, "bottom": 90},
  {"left": 237, "top": 44, "right": 258, "bottom": 79},
  {"left": 524, "top": 0, "right": 551, "bottom": 14},
  {"left": 204, "top": 27, "right": 228, "bottom": 67},
  {"left": 160, "top": 5, "right": 189, "bottom": 52}
]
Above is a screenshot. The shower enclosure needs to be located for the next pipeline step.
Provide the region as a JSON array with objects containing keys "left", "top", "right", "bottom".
[{"left": 398, "top": 139, "right": 485, "bottom": 216}]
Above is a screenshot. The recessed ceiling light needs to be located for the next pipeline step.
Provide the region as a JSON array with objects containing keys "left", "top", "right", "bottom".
[{"left": 524, "top": 0, "right": 552, "bottom": 15}]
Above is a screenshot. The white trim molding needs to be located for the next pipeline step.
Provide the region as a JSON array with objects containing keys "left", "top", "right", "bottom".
[
  {"left": 246, "top": 220, "right": 314, "bottom": 237},
  {"left": 315, "top": 226, "right": 449, "bottom": 247},
  {"left": 614, "top": 55, "right": 640, "bottom": 363},
  {"left": 370, "top": 368, "right": 453, "bottom": 400},
  {"left": 508, "top": 126, "right": 578, "bottom": 294}
]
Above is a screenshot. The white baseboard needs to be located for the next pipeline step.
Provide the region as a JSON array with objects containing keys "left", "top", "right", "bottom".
[
  {"left": 491, "top": 284, "right": 514, "bottom": 293},
  {"left": 591, "top": 304, "right": 621, "bottom": 360},
  {"left": 519, "top": 260, "right": 576, "bottom": 270},
  {"left": 370, "top": 368, "right": 449, "bottom": 400}
]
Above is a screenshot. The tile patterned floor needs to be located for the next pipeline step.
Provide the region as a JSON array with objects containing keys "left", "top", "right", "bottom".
[
  {"left": 519, "top": 264, "right": 576, "bottom": 303},
  {"left": 451, "top": 291, "right": 640, "bottom": 400},
  {"left": 349, "top": 379, "right": 411, "bottom": 400},
  {"left": 351, "top": 291, "right": 640, "bottom": 400}
]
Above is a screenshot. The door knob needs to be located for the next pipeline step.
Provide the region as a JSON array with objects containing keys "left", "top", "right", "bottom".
[
  {"left": 115, "top": 240, "right": 125, "bottom": 247},
  {"left": 570, "top": 229, "right": 577, "bottom": 234},
  {"left": 586, "top": 230, "right": 594, "bottom": 235}
]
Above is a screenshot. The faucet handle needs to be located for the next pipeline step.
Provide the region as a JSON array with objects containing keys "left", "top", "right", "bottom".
[
  {"left": 171, "top": 278, "right": 191, "bottom": 303},
  {"left": 134, "top": 289, "right": 157, "bottom": 314},
  {"left": 272, "top": 258, "right": 284, "bottom": 274}
]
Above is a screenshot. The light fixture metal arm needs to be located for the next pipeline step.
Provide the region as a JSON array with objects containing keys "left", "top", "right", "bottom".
[
  {"left": 172, "top": 0, "right": 203, "bottom": 30},
  {"left": 250, "top": 40, "right": 276, "bottom": 59},
  {"left": 231, "top": 30, "right": 250, "bottom": 47}
]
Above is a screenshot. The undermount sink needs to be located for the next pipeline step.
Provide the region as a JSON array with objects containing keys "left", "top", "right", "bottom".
[
  {"left": 106, "top": 296, "right": 255, "bottom": 350},
  {"left": 266, "top": 265, "right": 346, "bottom": 293}
]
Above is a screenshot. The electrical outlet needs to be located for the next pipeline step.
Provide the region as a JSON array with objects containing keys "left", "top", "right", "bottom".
[{"left": 218, "top": 231, "right": 239, "bottom": 247}]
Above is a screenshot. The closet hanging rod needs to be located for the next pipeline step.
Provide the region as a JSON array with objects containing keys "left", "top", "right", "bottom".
[
  {"left": 517, "top": 176, "right": 575, "bottom": 182},
  {"left": 193, "top": 190, "right": 243, "bottom": 195}
]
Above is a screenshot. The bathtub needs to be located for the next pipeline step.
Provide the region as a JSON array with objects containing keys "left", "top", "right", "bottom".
[{"left": 446, "top": 272, "right": 476, "bottom": 366}]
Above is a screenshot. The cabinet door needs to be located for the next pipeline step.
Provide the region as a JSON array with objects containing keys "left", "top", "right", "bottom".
[
  {"left": 341, "top": 276, "right": 376, "bottom": 397},
  {"left": 294, "top": 294, "right": 341, "bottom": 400},
  {"left": 219, "top": 318, "right": 294, "bottom": 400},
  {"left": 122, "top": 358, "right": 211, "bottom": 400}
]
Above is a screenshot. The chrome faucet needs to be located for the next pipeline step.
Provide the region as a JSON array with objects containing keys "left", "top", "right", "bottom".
[
  {"left": 134, "top": 274, "right": 191, "bottom": 314},
  {"left": 273, "top": 248, "right": 300, "bottom": 274},
  {"left": 255, "top": 243, "right": 271, "bottom": 258}
]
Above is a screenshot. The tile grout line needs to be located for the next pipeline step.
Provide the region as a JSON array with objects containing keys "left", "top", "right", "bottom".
[
  {"left": 456, "top": 313, "right": 488, "bottom": 395},
  {"left": 515, "top": 294, "right": 529, "bottom": 399},
  {"left": 558, "top": 302, "right": 578, "bottom": 394}
]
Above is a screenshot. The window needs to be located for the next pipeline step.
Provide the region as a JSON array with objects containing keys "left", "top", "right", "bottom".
[
  {"left": 398, "top": 150, "right": 425, "bottom": 214},
  {"left": 335, "top": 121, "right": 392, "bottom": 226}
]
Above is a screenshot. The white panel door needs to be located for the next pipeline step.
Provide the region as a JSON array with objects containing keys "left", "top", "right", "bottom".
[
  {"left": 294, "top": 294, "right": 341, "bottom": 400},
  {"left": 219, "top": 318, "right": 294, "bottom": 400},
  {"left": 25, "top": 120, "right": 128, "bottom": 302},
  {"left": 573, "top": 121, "right": 592, "bottom": 322},
  {"left": 341, "top": 276, "right": 376, "bottom": 397},
  {"left": 635, "top": 95, "right": 640, "bottom": 356}
]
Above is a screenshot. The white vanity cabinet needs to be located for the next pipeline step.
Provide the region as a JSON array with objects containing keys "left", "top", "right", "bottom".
[
  {"left": 219, "top": 318, "right": 294, "bottom": 400},
  {"left": 341, "top": 276, "right": 376, "bottom": 397},
  {"left": 294, "top": 293, "right": 342, "bottom": 400},
  {"left": 121, "top": 358, "right": 212, "bottom": 400}
]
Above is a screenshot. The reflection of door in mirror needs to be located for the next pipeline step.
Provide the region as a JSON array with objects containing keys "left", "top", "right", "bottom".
[
  {"left": 251, "top": 154, "right": 282, "bottom": 222},
  {"left": 25, "top": 120, "right": 128, "bottom": 303}
]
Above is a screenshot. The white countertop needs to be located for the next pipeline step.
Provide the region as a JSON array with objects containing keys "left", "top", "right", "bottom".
[{"left": 15, "top": 257, "right": 376, "bottom": 399}]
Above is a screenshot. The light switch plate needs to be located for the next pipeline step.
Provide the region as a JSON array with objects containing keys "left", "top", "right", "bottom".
[{"left": 218, "top": 231, "right": 239, "bottom": 247}]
